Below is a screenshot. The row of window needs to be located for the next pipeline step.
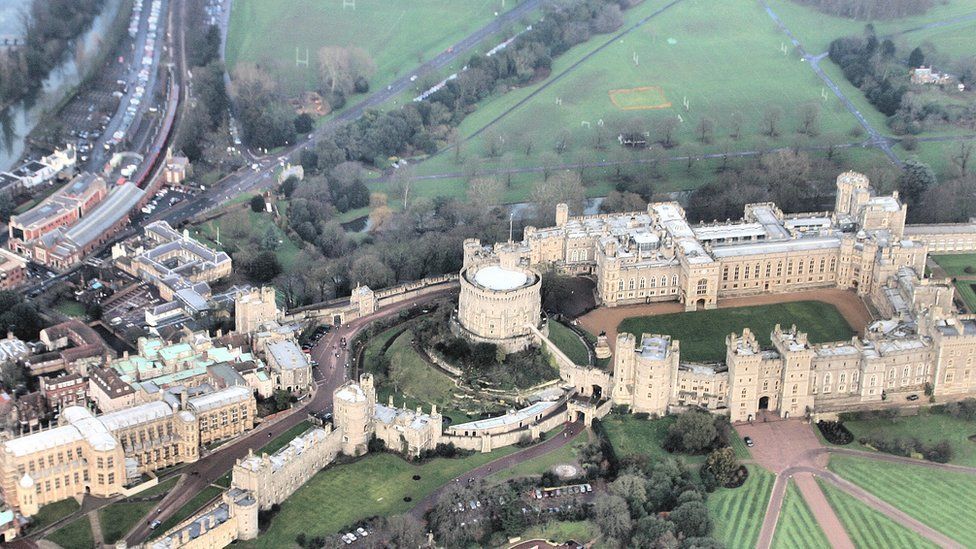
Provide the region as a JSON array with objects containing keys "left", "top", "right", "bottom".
[
  {"left": 35, "top": 470, "right": 90, "bottom": 495},
  {"left": 617, "top": 274, "right": 680, "bottom": 291},
  {"left": 722, "top": 257, "right": 837, "bottom": 282}
]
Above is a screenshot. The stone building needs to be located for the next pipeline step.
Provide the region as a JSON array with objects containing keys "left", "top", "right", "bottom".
[
  {"left": 0, "top": 386, "right": 257, "bottom": 516},
  {"left": 234, "top": 287, "right": 279, "bottom": 334},
  {"left": 332, "top": 373, "right": 442, "bottom": 457},
  {"left": 456, "top": 241, "right": 545, "bottom": 352},
  {"left": 484, "top": 172, "right": 938, "bottom": 313},
  {"left": 483, "top": 171, "right": 976, "bottom": 424}
]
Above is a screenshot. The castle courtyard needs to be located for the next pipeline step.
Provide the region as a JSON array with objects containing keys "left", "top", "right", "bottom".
[{"left": 578, "top": 288, "right": 873, "bottom": 352}]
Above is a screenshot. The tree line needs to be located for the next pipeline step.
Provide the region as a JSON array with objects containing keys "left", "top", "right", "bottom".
[{"left": 794, "top": 0, "right": 932, "bottom": 20}]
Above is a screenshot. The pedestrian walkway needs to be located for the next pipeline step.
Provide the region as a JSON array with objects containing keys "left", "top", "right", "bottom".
[
  {"left": 88, "top": 510, "right": 104, "bottom": 547},
  {"left": 743, "top": 419, "right": 964, "bottom": 549}
]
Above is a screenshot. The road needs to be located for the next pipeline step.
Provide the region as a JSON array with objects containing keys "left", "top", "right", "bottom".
[
  {"left": 154, "top": 0, "right": 545, "bottom": 226},
  {"left": 758, "top": 0, "right": 900, "bottom": 164},
  {"left": 408, "top": 420, "right": 586, "bottom": 520},
  {"left": 123, "top": 289, "right": 455, "bottom": 545}
]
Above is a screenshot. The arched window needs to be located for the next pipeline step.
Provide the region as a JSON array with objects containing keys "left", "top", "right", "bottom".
[
  {"left": 580, "top": 249, "right": 588, "bottom": 261},
  {"left": 639, "top": 277, "right": 646, "bottom": 289},
  {"left": 792, "top": 384, "right": 798, "bottom": 394},
  {"left": 571, "top": 250, "right": 578, "bottom": 262},
  {"left": 628, "top": 279, "right": 635, "bottom": 290},
  {"left": 617, "top": 280, "right": 624, "bottom": 291},
  {"left": 661, "top": 276, "right": 668, "bottom": 286},
  {"left": 869, "top": 374, "right": 877, "bottom": 387},
  {"left": 823, "top": 372, "right": 832, "bottom": 393},
  {"left": 903, "top": 366, "right": 910, "bottom": 379},
  {"left": 672, "top": 275, "right": 678, "bottom": 286},
  {"left": 650, "top": 277, "right": 657, "bottom": 288}
]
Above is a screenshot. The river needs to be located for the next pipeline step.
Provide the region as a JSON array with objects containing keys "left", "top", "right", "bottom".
[{"left": 0, "top": 0, "right": 123, "bottom": 170}]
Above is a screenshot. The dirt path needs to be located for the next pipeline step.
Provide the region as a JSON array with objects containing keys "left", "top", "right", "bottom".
[
  {"left": 793, "top": 473, "right": 854, "bottom": 549},
  {"left": 578, "top": 289, "right": 872, "bottom": 351}
]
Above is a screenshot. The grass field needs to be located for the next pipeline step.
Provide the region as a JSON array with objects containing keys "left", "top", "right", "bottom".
[
  {"left": 225, "top": 0, "right": 511, "bottom": 95},
  {"left": 618, "top": 301, "right": 854, "bottom": 363},
  {"left": 547, "top": 321, "right": 591, "bottom": 366},
  {"left": 261, "top": 420, "right": 314, "bottom": 455},
  {"left": 837, "top": 409, "right": 976, "bottom": 467},
  {"left": 416, "top": 0, "right": 866, "bottom": 180},
  {"left": 30, "top": 498, "right": 81, "bottom": 530},
  {"left": 600, "top": 413, "right": 711, "bottom": 464},
  {"left": 828, "top": 455, "right": 976, "bottom": 546},
  {"left": 771, "top": 480, "right": 829, "bottom": 549},
  {"left": 707, "top": 465, "right": 774, "bottom": 549},
  {"left": 489, "top": 427, "right": 580, "bottom": 481},
  {"left": 44, "top": 516, "right": 94, "bottom": 549},
  {"left": 99, "top": 499, "right": 157, "bottom": 544},
  {"left": 819, "top": 479, "right": 940, "bottom": 549},
  {"left": 931, "top": 254, "right": 976, "bottom": 277},
  {"left": 954, "top": 281, "right": 976, "bottom": 312},
  {"left": 764, "top": 0, "right": 976, "bottom": 55},
  {"left": 520, "top": 520, "right": 600, "bottom": 545},
  {"left": 134, "top": 477, "right": 179, "bottom": 498},
  {"left": 239, "top": 448, "right": 520, "bottom": 547}
]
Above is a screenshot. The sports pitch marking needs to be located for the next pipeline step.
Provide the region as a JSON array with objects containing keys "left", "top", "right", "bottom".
[{"left": 608, "top": 85, "right": 672, "bottom": 110}]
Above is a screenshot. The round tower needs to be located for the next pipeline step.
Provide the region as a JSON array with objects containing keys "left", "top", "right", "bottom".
[{"left": 19, "top": 474, "right": 38, "bottom": 517}]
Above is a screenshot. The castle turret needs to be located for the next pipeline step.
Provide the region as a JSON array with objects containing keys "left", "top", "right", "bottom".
[{"left": 555, "top": 203, "right": 569, "bottom": 227}]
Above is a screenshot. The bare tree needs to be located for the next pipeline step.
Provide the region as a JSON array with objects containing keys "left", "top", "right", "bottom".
[
  {"left": 761, "top": 106, "right": 784, "bottom": 137},
  {"left": 797, "top": 102, "right": 821, "bottom": 136},
  {"left": 466, "top": 176, "right": 504, "bottom": 207},
  {"left": 950, "top": 142, "right": 975, "bottom": 177},
  {"left": 317, "top": 46, "right": 375, "bottom": 94},
  {"left": 531, "top": 171, "right": 585, "bottom": 222},
  {"left": 695, "top": 117, "right": 715, "bottom": 144},
  {"left": 657, "top": 116, "right": 681, "bottom": 148},
  {"left": 728, "top": 111, "right": 743, "bottom": 140}
]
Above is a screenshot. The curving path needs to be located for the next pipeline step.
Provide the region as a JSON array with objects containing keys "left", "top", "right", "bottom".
[{"left": 746, "top": 419, "right": 969, "bottom": 549}]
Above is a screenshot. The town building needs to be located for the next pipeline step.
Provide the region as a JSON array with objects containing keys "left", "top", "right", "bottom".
[
  {"left": 0, "top": 145, "right": 77, "bottom": 194},
  {"left": 910, "top": 66, "right": 953, "bottom": 86},
  {"left": 18, "top": 181, "right": 145, "bottom": 270},
  {"left": 0, "top": 385, "right": 256, "bottom": 516},
  {"left": 8, "top": 173, "right": 108, "bottom": 255},
  {"left": 113, "top": 221, "right": 232, "bottom": 319},
  {"left": 0, "top": 249, "right": 27, "bottom": 290}
]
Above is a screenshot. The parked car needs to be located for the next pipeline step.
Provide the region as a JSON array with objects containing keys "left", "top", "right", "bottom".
[
  {"left": 743, "top": 436, "right": 754, "bottom": 447},
  {"left": 907, "top": 394, "right": 920, "bottom": 401}
]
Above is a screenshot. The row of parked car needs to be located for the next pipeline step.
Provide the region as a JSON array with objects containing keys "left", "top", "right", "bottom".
[
  {"left": 340, "top": 527, "right": 369, "bottom": 544},
  {"left": 532, "top": 483, "right": 593, "bottom": 499}
]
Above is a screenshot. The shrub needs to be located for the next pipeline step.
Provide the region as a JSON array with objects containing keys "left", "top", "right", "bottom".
[{"left": 817, "top": 420, "right": 854, "bottom": 445}]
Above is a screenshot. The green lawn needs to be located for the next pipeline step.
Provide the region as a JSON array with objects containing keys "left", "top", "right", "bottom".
[
  {"left": 618, "top": 301, "right": 855, "bottom": 363},
  {"left": 30, "top": 498, "right": 80, "bottom": 530},
  {"left": 601, "top": 414, "right": 710, "bottom": 464},
  {"left": 837, "top": 409, "right": 976, "bottom": 467},
  {"left": 520, "top": 520, "right": 600, "bottom": 545},
  {"left": 44, "top": 516, "right": 94, "bottom": 549},
  {"left": 771, "top": 480, "right": 829, "bottom": 549},
  {"left": 152, "top": 486, "right": 225, "bottom": 537},
  {"left": 954, "top": 281, "right": 976, "bottom": 312},
  {"left": 132, "top": 477, "right": 180, "bottom": 498},
  {"left": 225, "top": 0, "right": 512, "bottom": 95},
  {"left": 384, "top": 330, "right": 459, "bottom": 412},
  {"left": 819, "top": 479, "right": 940, "bottom": 549},
  {"left": 420, "top": 0, "right": 865, "bottom": 182},
  {"left": 547, "top": 321, "right": 590, "bottom": 366},
  {"left": 707, "top": 465, "right": 774, "bottom": 549},
  {"left": 53, "top": 299, "right": 87, "bottom": 318},
  {"left": 828, "top": 455, "right": 976, "bottom": 546},
  {"left": 239, "top": 448, "right": 520, "bottom": 547},
  {"left": 765, "top": 0, "right": 976, "bottom": 55},
  {"left": 489, "top": 427, "right": 580, "bottom": 481},
  {"left": 99, "top": 500, "right": 157, "bottom": 544},
  {"left": 192, "top": 208, "right": 302, "bottom": 272},
  {"left": 931, "top": 254, "right": 976, "bottom": 277}
]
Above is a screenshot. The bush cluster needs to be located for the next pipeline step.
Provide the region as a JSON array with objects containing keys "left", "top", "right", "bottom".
[
  {"left": 858, "top": 434, "right": 952, "bottom": 463},
  {"left": 817, "top": 420, "right": 854, "bottom": 445}
]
